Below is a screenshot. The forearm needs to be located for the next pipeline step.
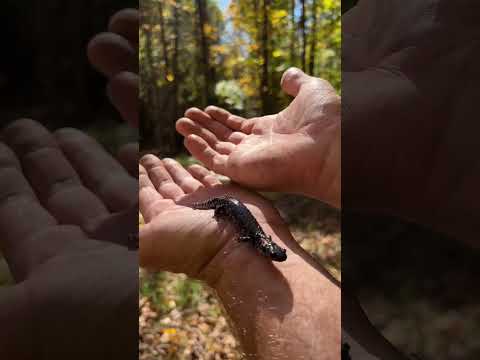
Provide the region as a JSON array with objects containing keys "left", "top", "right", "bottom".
[{"left": 208, "top": 230, "right": 340, "bottom": 360}]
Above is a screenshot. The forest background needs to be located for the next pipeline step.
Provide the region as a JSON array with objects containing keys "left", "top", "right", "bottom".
[{"left": 139, "top": 0, "right": 341, "bottom": 153}]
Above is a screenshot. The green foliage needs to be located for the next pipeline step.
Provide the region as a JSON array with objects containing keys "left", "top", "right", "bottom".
[{"left": 215, "top": 80, "right": 246, "bottom": 111}]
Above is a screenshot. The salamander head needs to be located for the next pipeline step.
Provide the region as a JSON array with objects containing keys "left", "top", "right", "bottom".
[
  {"left": 270, "top": 242, "right": 287, "bottom": 262},
  {"left": 261, "top": 235, "right": 287, "bottom": 262}
]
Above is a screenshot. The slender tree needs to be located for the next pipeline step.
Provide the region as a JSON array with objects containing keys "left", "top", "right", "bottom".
[
  {"left": 300, "top": 0, "right": 306, "bottom": 70},
  {"left": 261, "top": 0, "right": 271, "bottom": 113},
  {"left": 309, "top": 0, "right": 318, "bottom": 74},
  {"left": 172, "top": 0, "right": 180, "bottom": 117},
  {"left": 195, "top": 0, "right": 212, "bottom": 106},
  {"left": 290, "top": 0, "right": 296, "bottom": 66},
  {"left": 158, "top": 0, "right": 170, "bottom": 79}
]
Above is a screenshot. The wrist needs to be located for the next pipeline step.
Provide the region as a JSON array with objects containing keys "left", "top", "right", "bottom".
[{"left": 202, "top": 229, "right": 341, "bottom": 359}]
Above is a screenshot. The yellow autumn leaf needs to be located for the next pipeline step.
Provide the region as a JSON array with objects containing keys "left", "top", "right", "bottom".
[
  {"left": 163, "top": 328, "right": 177, "bottom": 335},
  {"left": 272, "top": 49, "right": 284, "bottom": 58},
  {"left": 211, "top": 44, "right": 228, "bottom": 55},
  {"left": 203, "top": 24, "right": 215, "bottom": 36},
  {"left": 271, "top": 9, "right": 288, "bottom": 25}
]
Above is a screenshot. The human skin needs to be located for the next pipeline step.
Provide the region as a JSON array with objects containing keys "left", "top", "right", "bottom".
[
  {"left": 0, "top": 9, "right": 140, "bottom": 359},
  {"left": 87, "top": 8, "right": 139, "bottom": 127},
  {"left": 139, "top": 156, "right": 340, "bottom": 360},
  {"left": 0, "top": 120, "right": 138, "bottom": 359},
  {"left": 342, "top": 0, "right": 480, "bottom": 245},
  {"left": 88, "top": 12, "right": 342, "bottom": 358},
  {"left": 176, "top": 68, "right": 341, "bottom": 208},
  {"left": 179, "top": 0, "right": 480, "bottom": 245}
]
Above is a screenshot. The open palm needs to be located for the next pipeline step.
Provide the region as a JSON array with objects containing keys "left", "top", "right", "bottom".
[
  {"left": 138, "top": 156, "right": 297, "bottom": 283},
  {"left": 0, "top": 120, "right": 138, "bottom": 358},
  {"left": 342, "top": 0, "right": 480, "bottom": 243},
  {"left": 176, "top": 68, "right": 341, "bottom": 207}
]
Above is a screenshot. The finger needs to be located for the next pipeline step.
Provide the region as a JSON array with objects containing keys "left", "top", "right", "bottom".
[
  {"left": 176, "top": 117, "right": 220, "bottom": 147},
  {"left": 183, "top": 134, "right": 228, "bottom": 174},
  {"left": 162, "top": 158, "right": 204, "bottom": 194},
  {"left": 87, "top": 32, "right": 137, "bottom": 78},
  {"left": 3, "top": 119, "right": 109, "bottom": 226},
  {"left": 281, "top": 67, "right": 315, "bottom": 97},
  {"left": 140, "top": 155, "right": 184, "bottom": 200},
  {"left": 187, "top": 164, "right": 221, "bottom": 187},
  {"left": 117, "top": 142, "right": 139, "bottom": 177},
  {"left": 88, "top": 204, "right": 138, "bottom": 247},
  {"left": 55, "top": 128, "right": 137, "bottom": 211},
  {"left": 176, "top": 117, "right": 235, "bottom": 154},
  {"left": 107, "top": 71, "right": 139, "bottom": 127},
  {"left": 108, "top": 8, "right": 139, "bottom": 46},
  {"left": 0, "top": 142, "right": 57, "bottom": 280},
  {"left": 204, "top": 106, "right": 247, "bottom": 133},
  {"left": 139, "top": 163, "right": 168, "bottom": 222},
  {"left": 185, "top": 107, "right": 233, "bottom": 141}
]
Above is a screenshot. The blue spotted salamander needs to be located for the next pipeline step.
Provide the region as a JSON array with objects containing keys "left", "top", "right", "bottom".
[{"left": 192, "top": 196, "right": 287, "bottom": 262}]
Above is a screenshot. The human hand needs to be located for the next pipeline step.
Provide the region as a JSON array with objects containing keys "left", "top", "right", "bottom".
[
  {"left": 176, "top": 68, "right": 341, "bottom": 208},
  {"left": 139, "top": 157, "right": 341, "bottom": 359},
  {"left": 139, "top": 156, "right": 301, "bottom": 283},
  {"left": 0, "top": 120, "right": 138, "bottom": 359},
  {"left": 342, "top": 0, "right": 480, "bottom": 242},
  {"left": 88, "top": 9, "right": 138, "bottom": 126}
]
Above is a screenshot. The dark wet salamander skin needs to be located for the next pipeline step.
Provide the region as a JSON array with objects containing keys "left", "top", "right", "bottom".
[{"left": 192, "top": 196, "right": 287, "bottom": 262}]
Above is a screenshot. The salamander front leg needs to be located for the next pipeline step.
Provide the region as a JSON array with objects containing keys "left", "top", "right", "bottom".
[
  {"left": 238, "top": 234, "right": 250, "bottom": 242},
  {"left": 213, "top": 205, "right": 228, "bottom": 221}
]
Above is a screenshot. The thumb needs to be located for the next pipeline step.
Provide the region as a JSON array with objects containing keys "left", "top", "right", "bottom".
[{"left": 280, "top": 67, "right": 313, "bottom": 97}]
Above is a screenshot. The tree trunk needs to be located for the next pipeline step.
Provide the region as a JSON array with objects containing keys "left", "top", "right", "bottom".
[
  {"left": 261, "top": 0, "right": 270, "bottom": 114},
  {"left": 300, "top": 0, "right": 307, "bottom": 71},
  {"left": 141, "top": 9, "right": 157, "bottom": 146},
  {"left": 309, "top": 0, "right": 318, "bottom": 75},
  {"left": 158, "top": 0, "right": 170, "bottom": 79},
  {"left": 172, "top": 1, "right": 179, "bottom": 116},
  {"left": 290, "top": 0, "right": 296, "bottom": 66},
  {"left": 195, "top": 0, "right": 211, "bottom": 106}
]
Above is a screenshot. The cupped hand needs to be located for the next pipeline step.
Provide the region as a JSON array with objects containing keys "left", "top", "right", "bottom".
[
  {"left": 176, "top": 68, "right": 341, "bottom": 208},
  {"left": 0, "top": 120, "right": 138, "bottom": 359},
  {"left": 87, "top": 9, "right": 138, "bottom": 126},
  {"left": 139, "top": 156, "right": 301, "bottom": 285}
]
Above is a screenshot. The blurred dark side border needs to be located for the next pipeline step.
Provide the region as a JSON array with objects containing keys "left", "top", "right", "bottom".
[
  {"left": 0, "top": 2, "right": 138, "bottom": 359},
  {"left": 342, "top": 0, "right": 480, "bottom": 359}
]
